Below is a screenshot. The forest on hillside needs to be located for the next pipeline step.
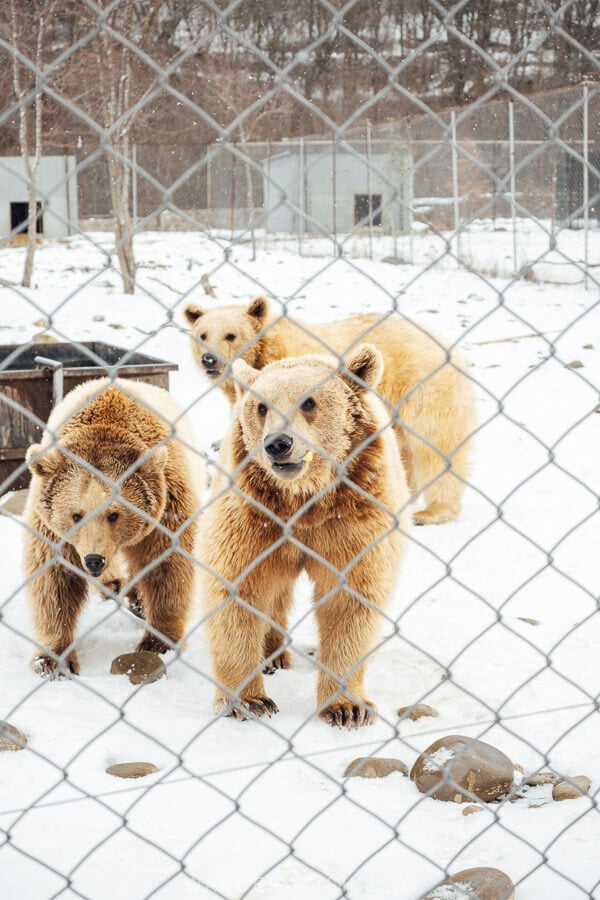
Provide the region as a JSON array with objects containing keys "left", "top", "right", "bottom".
[{"left": 1, "top": 0, "right": 599, "bottom": 156}]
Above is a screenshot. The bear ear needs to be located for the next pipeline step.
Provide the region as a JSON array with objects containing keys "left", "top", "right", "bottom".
[
  {"left": 26, "top": 444, "right": 63, "bottom": 478},
  {"left": 232, "top": 358, "right": 260, "bottom": 400},
  {"left": 247, "top": 295, "right": 269, "bottom": 324},
  {"left": 139, "top": 444, "right": 168, "bottom": 477},
  {"left": 341, "top": 344, "right": 384, "bottom": 393},
  {"left": 184, "top": 303, "right": 205, "bottom": 326}
]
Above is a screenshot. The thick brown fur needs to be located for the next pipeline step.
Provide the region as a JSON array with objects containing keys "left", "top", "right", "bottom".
[
  {"left": 23, "top": 378, "right": 203, "bottom": 677},
  {"left": 198, "top": 345, "right": 410, "bottom": 728},
  {"left": 184, "top": 296, "right": 476, "bottom": 525}
]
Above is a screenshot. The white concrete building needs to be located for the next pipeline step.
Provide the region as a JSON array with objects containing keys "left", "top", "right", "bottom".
[
  {"left": 0, "top": 155, "right": 78, "bottom": 239},
  {"left": 261, "top": 141, "right": 410, "bottom": 235}
]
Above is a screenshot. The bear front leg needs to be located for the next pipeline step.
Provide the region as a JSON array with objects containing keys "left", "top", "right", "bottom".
[
  {"left": 310, "top": 568, "right": 381, "bottom": 729},
  {"left": 25, "top": 528, "right": 88, "bottom": 678},
  {"left": 263, "top": 587, "right": 293, "bottom": 675},
  {"left": 132, "top": 549, "right": 195, "bottom": 654},
  {"left": 205, "top": 581, "right": 279, "bottom": 720}
]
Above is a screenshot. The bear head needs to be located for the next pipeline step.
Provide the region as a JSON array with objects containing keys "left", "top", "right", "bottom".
[
  {"left": 231, "top": 344, "right": 384, "bottom": 495},
  {"left": 184, "top": 295, "right": 269, "bottom": 383},
  {"left": 27, "top": 426, "right": 169, "bottom": 578}
]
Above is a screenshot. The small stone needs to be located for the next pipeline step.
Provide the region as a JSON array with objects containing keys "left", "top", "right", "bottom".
[
  {"left": 525, "top": 771, "right": 559, "bottom": 786},
  {"left": 517, "top": 617, "right": 540, "bottom": 625},
  {"left": 108, "top": 322, "right": 125, "bottom": 330},
  {"left": 397, "top": 703, "right": 439, "bottom": 721},
  {"left": 426, "top": 867, "right": 515, "bottom": 899},
  {"left": 110, "top": 651, "right": 166, "bottom": 685},
  {"left": 552, "top": 775, "right": 591, "bottom": 801},
  {"left": 583, "top": 343, "right": 594, "bottom": 349},
  {"left": 92, "top": 314, "right": 105, "bottom": 322},
  {"left": 106, "top": 762, "right": 158, "bottom": 779},
  {"left": 566, "top": 360, "right": 584, "bottom": 369},
  {"left": 32, "top": 334, "right": 58, "bottom": 343},
  {"left": 33, "top": 318, "right": 48, "bottom": 328},
  {"left": 410, "top": 735, "right": 514, "bottom": 803},
  {"left": 344, "top": 757, "right": 408, "bottom": 779},
  {"left": 0, "top": 722, "right": 27, "bottom": 752},
  {"left": 462, "top": 804, "right": 484, "bottom": 816}
]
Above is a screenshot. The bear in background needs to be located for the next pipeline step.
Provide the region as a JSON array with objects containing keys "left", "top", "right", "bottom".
[
  {"left": 199, "top": 345, "right": 410, "bottom": 728},
  {"left": 184, "top": 296, "right": 475, "bottom": 525},
  {"left": 23, "top": 378, "right": 203, "bottom": 677}
]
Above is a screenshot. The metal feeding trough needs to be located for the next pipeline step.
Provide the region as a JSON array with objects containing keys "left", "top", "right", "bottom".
[{"left": 0, "top": 341, "right": 178, "bottom": 494}]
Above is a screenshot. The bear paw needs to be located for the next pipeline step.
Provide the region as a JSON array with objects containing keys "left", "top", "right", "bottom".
[
  {"left": 32, "top": 652, "right": 80, "bottom": 678},
  {"left": 135, "top": 633, "right": 171, "bottom": 654},
  {"left": 263, "top": 650, "right": 292, "bottom": 675},
  {"left": 318, "top": 699, "right": 376, "bottom": 729},
  {"left": 413, "top": 506, "right": 457, "bottom": 526},
  {"left": 215, "top": 693, "right": 279, "bottom": 720}
]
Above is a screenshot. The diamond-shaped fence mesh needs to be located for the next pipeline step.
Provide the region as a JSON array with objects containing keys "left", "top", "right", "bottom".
[{"left": 0, "top": 1, "right": 599, "bottom": 898}]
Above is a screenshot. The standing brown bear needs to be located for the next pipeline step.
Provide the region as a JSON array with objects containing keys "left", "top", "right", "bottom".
[
  {"left": 184, "top": 296, "right": 475, "bottom": 525},
  {"left": 199, "top": 345, "right": 410, "bottom": 728},
  {"left": 23, "top": 378, "right": 202, "bottom": 677}
]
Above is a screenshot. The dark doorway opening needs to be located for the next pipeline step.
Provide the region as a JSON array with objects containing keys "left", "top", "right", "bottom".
[
  {"left": 354, "top": 193, "right": 382, "bottom": 227},
  {"left": 10, "top": 201, "right": 43, "bottom": 235},
  {"left": 556, "top": 153, "right": 600, "bottom": 226}
]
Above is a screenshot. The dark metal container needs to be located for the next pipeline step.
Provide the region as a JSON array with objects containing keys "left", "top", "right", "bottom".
[{"left": 0, "top": 341, "right": 178, "bottom": 494}]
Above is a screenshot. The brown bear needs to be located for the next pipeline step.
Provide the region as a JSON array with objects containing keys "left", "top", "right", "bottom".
[
  {"left": 199, "top": 344, "right": 410, "bottom": 728},
  {"left": 184, "top": 296, "right": 476, "bottom": 525},
  {"left": 23, "top": 377, "right": 203, "bottom": 677}
]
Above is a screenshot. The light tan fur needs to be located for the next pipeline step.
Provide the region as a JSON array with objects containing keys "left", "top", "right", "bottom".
[
  {"left": 23, "top": 378, "right": 204, "bottom": 677},
  {"left": 199, "top": 346, "right": 410, "bottom": 728},
  {"left": 185, "top": 296, "right": 476, "bottom": 525}
]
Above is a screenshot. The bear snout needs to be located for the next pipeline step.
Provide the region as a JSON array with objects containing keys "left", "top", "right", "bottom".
[
  {"left": 264, "top": 432, "right": 294, "bottom": 459},
  {"left": 83, "top": 553, "right": 106, "bottom": 576},
  {"left": 201, "top": 352, "right": 223, "bottom": 375}
]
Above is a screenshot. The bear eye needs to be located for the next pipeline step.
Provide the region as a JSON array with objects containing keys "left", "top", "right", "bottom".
[
  {"left": 72, "top": 513, "right": 83, "bottom": 523},
  {"left": 107, "top": 512, "right": 119, "bottom": 523},
  {"left": 257, "top": 403, "right": 267, "bottom": 417},
  {"left": 225, "top": 333, "right": 236, "bottom": 342},
  {"left": 200, "top": 333, "right": 207, "bottom": 341},
  {"left": 301, "top": 397, "right": 316, "bottom": 412}
]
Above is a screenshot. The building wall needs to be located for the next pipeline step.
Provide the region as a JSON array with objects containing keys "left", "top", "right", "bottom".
[
  {"left": 263, "top": 146, "right": 409, "bottom": 235},
  {"left": 0, "top": 156, "right": 78, "bottom": 239}
]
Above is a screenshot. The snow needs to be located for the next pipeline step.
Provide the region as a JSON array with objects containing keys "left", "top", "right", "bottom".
[
  {"left": 0, "top": 224, "right": 599, "bottom": 899},
  {"left": 423, "top": 747, "right": 456, "bottom": 774}
]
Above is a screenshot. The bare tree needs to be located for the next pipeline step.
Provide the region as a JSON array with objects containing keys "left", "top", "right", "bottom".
[{"left": 8, "top": 0, "right": 48, "bottom": 288}]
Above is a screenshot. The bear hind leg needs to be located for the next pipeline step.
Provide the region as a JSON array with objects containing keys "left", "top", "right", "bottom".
[
  {"left": 263, "top": 588, "right": 293, "bottom": 675},
  {"left": 411, "top": 439, "right": 469, "bottom": 525}
]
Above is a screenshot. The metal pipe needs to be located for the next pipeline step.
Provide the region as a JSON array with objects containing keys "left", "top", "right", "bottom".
[{"left": 35, "top": 356, "right": 64, "bottom": 407}]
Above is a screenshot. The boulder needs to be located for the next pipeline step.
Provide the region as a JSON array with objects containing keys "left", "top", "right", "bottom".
[
  {"left": 426, "top": 866, "right": 514, "bottom": 899},
  {"left": 410, "top": 735, "right": 513, "bottom": 803},
  {"left": 0, "top": 722, "right": 27, "bottom": 752},
  {"left": 106, "top": 762, "right": 158, "bottom": 779},
  {"left": 397, "top": 703, "right": 439, "bottom": 721},
  {"left": 552, "top": 775, "right": 591, "bottom": 801}
]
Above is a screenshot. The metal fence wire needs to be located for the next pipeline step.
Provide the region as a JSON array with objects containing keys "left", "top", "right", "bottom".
[{"left": 0, "top": 0, "right": 599, "bottom": 898}]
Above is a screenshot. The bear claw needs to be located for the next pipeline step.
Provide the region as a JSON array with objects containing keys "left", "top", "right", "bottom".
[
  {"left": 32, "top": 654, "right": 80, "bottom": 679},
  {"left": 263, "top": 651, "right": 292, "bottom": 675},
  {"left": 216, "top": 695, "right": 279, "bottom": 720},
  {"left": 319, "top": 701, "right": 375, "bottom": 729}
]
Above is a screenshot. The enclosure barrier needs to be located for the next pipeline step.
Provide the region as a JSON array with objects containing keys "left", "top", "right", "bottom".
[{"left": 0, "top": 1, "right": 599, "bottom": 898}]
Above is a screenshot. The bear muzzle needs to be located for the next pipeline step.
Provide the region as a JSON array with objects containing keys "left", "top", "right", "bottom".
[
  {"left": 264, "top": 432, "right": 310, "bottom": 481},
  {"left": 201, "top": 353, "right": 225, "bottom": 377},
  {"left": 83, "top": 553, "right": 106, "bottom": 576}
]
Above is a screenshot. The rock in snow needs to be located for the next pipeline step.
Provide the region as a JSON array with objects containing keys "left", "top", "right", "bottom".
[
  {"left": 344, "top": 757, "right": 408, "bottom": 779},
  {"left": 397, "top": 703, "right": 439, "bottom": 721},
  {"left": 552, "top": 775, "right": 591, "bottom": 801},
  {"left": 110, "top": 651, "right": 166, "bottom": 685},
  {"left": 410, "top": 735, "right": 514, "bottom": 803},
  {"left": 106, "top": 762, "right": 159, "bottom": 779},
  {"left": 425, "top": 866, "right": 515, "bottom": 899},
  {"left": 0, "top": 721, "right": 27, "bottom": 752}
]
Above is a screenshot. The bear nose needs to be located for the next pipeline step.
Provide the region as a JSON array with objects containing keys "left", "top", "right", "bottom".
[
  {"left": 84, "top": 554, "right": 106, "bottom": 576},
  {"left": 264, "top": 432, "right": 294, "bottom": 459},
  {"left": 201, "top": 353, "right": 218, "bottom": 369}
]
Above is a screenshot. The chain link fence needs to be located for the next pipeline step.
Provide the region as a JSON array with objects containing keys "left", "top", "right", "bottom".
[{"left": 1, "top": 1, "right": 599, "bottom": 898}]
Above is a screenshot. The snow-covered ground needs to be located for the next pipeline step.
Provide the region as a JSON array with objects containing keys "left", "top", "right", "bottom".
[{"left": 0, "top": 224, "right": 599, "bottom": 899}]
